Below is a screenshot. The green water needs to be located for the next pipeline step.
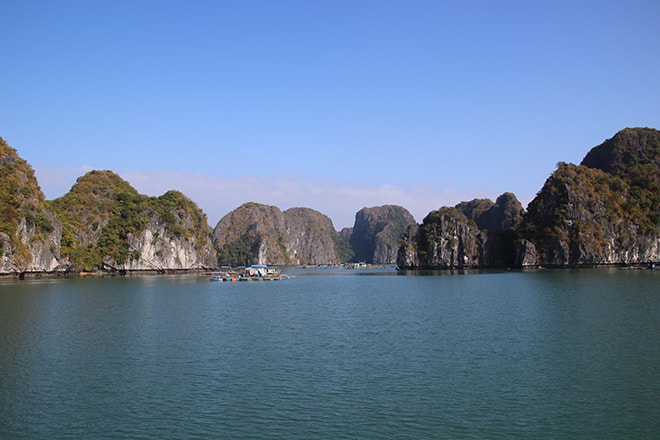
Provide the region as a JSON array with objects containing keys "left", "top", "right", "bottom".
[{"left": 1, "top": 269, "right": 658, "bottom": 439}]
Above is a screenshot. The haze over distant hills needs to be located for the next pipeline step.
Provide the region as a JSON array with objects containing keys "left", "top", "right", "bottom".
[{"left": 0, "top": 127, "right": 657, "bottom": 275}]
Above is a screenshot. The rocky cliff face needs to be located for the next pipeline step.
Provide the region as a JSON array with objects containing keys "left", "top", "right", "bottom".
[
  {"left": 456, "top": 192, "right": 524, "bottom": 231},
  {"left": 350, "top": 205, "right": 416, "bottom": 264},
  {"left": 516, "top": 127, "right": 658, "bottom": 267},
  {"left": 399, "top": 128, "right": 658, "bottom": 269},
  {"left": 123, "top": 190, "right": 216, "bottom": 271},
  {"left": 212, "top": 203, "right": 287, "bottom": 266},
  {"left": 0, "top": 138, "right": 63, "bottom": 274},
  {"left": 49, "top": 171, "right": 216, "bottom": 272},
  {"left": 122, "top": 201, "right": 217, "bottom": 271},
  {"left": 213, "top": 202, "right": 349, "bottom": 266},
  {"left": 284, "top": 207, "right": 349, "bottom": 265},
  {"left": 398, "top": 193, "right": 524, "bottom": 269},
  {"left": 397, "top": 207, "right": 483, "bottom": 269},
  {"left": 456, "top": 193, "right": 523, "bottom": 268},
  {"left": 516, "top": 164, "right": 658, "bottom": 267}
]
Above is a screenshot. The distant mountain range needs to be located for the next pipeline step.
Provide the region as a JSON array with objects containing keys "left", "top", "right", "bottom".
[{"left": 0, "top": 127, "right": 657, "bottom": 275}]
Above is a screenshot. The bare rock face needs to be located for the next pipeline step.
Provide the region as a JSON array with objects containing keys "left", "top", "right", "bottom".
[
  {"left": 19, "top": 211, "right": 64, "bottom": 272},
  {"left": 213, "top": 202, "right": 348, "bottom": 266},
  {"left": 397, "top": 223, "right": 421, "bottom": 268},
  {"left": 212, "top": 203, "right": 287, "bottom": 266},
  {"left": 397, "top": 207, "right": 483, "bottom": 269},
  {"left": 457, "top": 193, "right": 524, "bottom": 232},
  {"left": 122, "top": 208, "right": 216, "bottom": 272},
  {"left": 398, "top": 193, "right": 523, "bottom": 270},
  {"left": 0, "top": 137, "right": 64, "bottom": 274},
  {"left": 283, "top": 207, "right": 343, "bottom": 265},
  {"left": 514, "top": 239, "right": 539, "bottom": 267},
  {"left": 349, "top": 205, "right": 416, "bottom": 264},
  {"left": 1, "top": 210, "right": 64, "bottom": 274}
]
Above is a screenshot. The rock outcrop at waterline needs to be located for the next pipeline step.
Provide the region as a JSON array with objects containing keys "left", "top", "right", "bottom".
[
  {"left": 397, "top": 127, "right": 659, "bottom": 269},
  {"left": 48, "top": 171, "right": 217, "bottom": 272},
  {"left": 0, "top": 144, "right": 217, "bottom": 275},
  {"left": 1, "top": 127, "right": 657, "bottom": 274},
  {"left": 397, "top": 193, "right": 524, "bottom": 269},
  {"left": 514, "top": 128, "right": 659, "bottom": 267},
  {"left": 349, "top": 205, "right": 416, "bottom": 264},
  {"left": 213, "top": 202, "right": 352, "bottom": 266}
]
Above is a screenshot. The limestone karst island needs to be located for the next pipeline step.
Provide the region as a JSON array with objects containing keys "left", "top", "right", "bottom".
[{"left": 0, "top": 127, "right": 658, "bottom": 277}]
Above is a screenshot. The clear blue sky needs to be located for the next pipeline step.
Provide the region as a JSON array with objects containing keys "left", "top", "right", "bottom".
[{"left": 2, "top": 0, "right": 658, "bottom": 228}]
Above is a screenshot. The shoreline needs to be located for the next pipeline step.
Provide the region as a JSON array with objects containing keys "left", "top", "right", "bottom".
[
  {"left": 0, "top": 268, "right": 214, "bottom": 280},
  {"left": 2, "top": 261, "right": 655, "bottom": 280}
]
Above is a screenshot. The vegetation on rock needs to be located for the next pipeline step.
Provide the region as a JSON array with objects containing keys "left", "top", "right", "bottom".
[
  {"left": 0, "top": 137, "right": 56, "bottom": 269},
  {"left": 517, "top": 128, "right": 659, "bottom": 267},
  {"left": 48, "top": 170, "right": 213, "bottom": 271},
  {"left": 410, "top": 207, "right": 481, "bottom": 269},
  {"left": 1, "top": 127, "right": 657, "bottom": 273},
  {"left": 399, "top": 128, "right": 658, "bottom": 269},
  {"left": 580, "top": 127, "right": 659, "bottom": 236}
]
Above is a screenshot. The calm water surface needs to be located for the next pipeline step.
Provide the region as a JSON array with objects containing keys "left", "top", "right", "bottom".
[{"left": 0, "top": 269, "right": 658, "bottom": 439}]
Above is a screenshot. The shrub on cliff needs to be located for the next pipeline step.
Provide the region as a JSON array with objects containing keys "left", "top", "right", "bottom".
[
  {"left": 0, "top": 137, "right": 55, "bottom": 268},
  {"left": 581, "top": 127, "right": 659, "bottom": 236},
  {"left": 518, "top": 127, "right": 659, "bottom": 266},
  {"left": 49, "top": 170, "right": 213, "bottom": 271},
  {"left": 49, "top": 170, "right": 144, "bottom": 269}
]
